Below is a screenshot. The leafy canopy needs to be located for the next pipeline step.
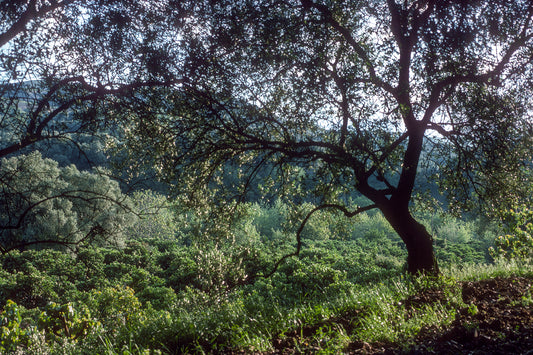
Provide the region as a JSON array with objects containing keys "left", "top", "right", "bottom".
[
  {"left": 104, "top": 1, "right": 533, "bottom": 217},
  {"left": 0, "top": 152, "right": 136, "bottom": 253},
  {"left": 2, "top": 0, "right": 531, "bottom": 212}
]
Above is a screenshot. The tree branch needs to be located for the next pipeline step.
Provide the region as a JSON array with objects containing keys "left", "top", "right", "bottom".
[
  {"left": 0, "top": 189, "right": 134, "bottom": 232},
  {"left": 0, "top": 77, "right": 185, "bottom": 158},
  {"left": 259, "top": 203, "right": 377, "bottom": 280},
  {"left": 0, "top": 0, "right": 77, "bottom": 48},
  {"left": 423, "top": 3, "right": 533, "bottom": 125},
  {"left": 299, "top": 0, "right": 395, "bottom": 95}
]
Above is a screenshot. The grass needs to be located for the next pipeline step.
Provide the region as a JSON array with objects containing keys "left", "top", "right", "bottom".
[
  {"left": 201, "top": 258, "right": 533, "bottom": 353},
  {"left": 442, "top": 258, "right": 533, "bottom": 281},
  {"left": 4, "top": 258, "right": 532, "bottom": 354}
]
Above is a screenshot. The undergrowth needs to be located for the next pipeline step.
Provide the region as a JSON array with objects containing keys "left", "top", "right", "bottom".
[
  {"left": 1, "top": 198, "right": 532, "bottom": 354},
  {"left": 1, "top": 258, "right": 532, "bottom": 354}
]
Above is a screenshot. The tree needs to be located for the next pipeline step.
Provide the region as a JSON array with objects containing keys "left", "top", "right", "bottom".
[
  {"left": 3, "top": 1, "right": 533, "bottom": 273},
  {"left": 0, "top": 151, "right": 136, "bottom": 253},
  {"left": 0, "top": 0, "right": 180, "bottom": 162},
  {"left": 107, "top": 0, "right": 532, "bottom": 274}
]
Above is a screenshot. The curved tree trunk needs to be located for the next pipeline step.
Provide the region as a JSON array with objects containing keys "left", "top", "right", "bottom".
[{"left": 382, "top": 206, "right": 439, "bottom": 275}]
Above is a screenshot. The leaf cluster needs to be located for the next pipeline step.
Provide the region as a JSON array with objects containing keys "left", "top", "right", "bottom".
[{"left": 0, "top": 152, "right": 136, "bottom": 253}]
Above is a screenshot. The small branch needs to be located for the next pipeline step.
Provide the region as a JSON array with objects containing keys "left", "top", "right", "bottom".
[
  {"left": 330, "top": 66, "right": 350, "bottom": 148},
  {"left": 260, "top": 203, "right": 377, "bottom": 279},
  {"left": 366, "top": 131, "right": 409, "bottom": 178},
  {"left": 426, "top": 122, "right": 456, "bottom": 137},
  {"left": 0, "top": 0, "right": 76, "bottom": 48},
  {"left": 1, "top": 225, "right": 107, "bottom": 254},
  {"left": 299, "top": 0, "right": 395, "bottom": 95}
]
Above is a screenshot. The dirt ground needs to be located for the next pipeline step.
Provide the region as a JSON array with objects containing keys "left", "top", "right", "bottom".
[
  {"left": 349, "top": 276, "right": 533, "bottom": 354},
  {"left": 226, "top": 276, "right": 532, "bottom": 354}
]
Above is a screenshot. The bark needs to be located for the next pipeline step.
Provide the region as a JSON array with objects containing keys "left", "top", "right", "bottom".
[{"left": 382, "top": 205, "right": 439, "bottom": 275}]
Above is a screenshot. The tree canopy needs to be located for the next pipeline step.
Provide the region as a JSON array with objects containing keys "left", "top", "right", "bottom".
[
  {"left": 1, "top": 0, "right": 533, "bottom": 273},
  {"left": 0, "top": 152, "right": 136, "bottom": 253}
]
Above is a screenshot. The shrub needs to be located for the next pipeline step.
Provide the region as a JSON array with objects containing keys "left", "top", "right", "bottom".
[
  {"left": 490, "top": 207, "right": 533, "bottom": 260},
  {"left": 0, "top": 300, "right": 32, "bottom": 352},
  {"left": 0, "top": 152, "right": 136, "bottom": 251},
  {"left": 38, "top": 302, "right": 97, "bottom": 342}
]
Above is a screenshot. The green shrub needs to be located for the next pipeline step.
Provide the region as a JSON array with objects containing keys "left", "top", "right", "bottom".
[
  {"left": 84, "top": 286, "right": 141, "bottom": 326},
  {"left": 0, "top": 152, "right": 136, "bottom": 251},
  {"left": 137, "top": 286, "right": 177, "bottom": 311},
  {"left": 490, "top": 207, "right": 533, "bottom": 260},
  {"left": 0, "top": 300, "right": 32, "bottom": 352},
  {"left": 38, "top": 302, "right": 97, "bottom": 342}
]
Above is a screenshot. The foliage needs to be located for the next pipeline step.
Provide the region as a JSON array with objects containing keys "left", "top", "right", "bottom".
[
  {"left": 38, "top": 302, "right": 97, "bottom": 342},
  {"left": 127, "top": 190, "right": 178, "bottom": 241},
  {"left": 2, "top": 1, "right": 533, "bottom": 275},
  {"left": 0, "top": 300, "right": 31, "bottom": 353},
  {"left": 0, "top": 249, "right": 88, "bottom": 308},
  {"left": 0, "top": 0, "right": 171, "bottom": 162},
  {"left": 0, "top": 192, "right": 513, "bottom": 353},
  {"left": 0, "top": 152, "right": 136, "bottom": 252},
  {"left": 490, "top": 207, "right": 533, "bottom": 260}
]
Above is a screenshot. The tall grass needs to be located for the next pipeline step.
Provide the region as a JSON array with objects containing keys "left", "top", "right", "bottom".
[
  {"left": 444, "top": 258, "right": 533, "bottom": 281},
  {"left": 191, "top": 259, "right": 532, "bottom": 353}
]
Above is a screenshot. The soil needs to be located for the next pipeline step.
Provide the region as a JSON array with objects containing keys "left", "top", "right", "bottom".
[
  {"left": 267, "top": 276, "right": 533, "bottom": 354},
  {"left": 349, "top": 276, "right": 533, "bottom": 354}
]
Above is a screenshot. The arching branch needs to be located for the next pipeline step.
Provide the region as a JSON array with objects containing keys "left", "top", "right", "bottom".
[
  {"left": 0, "top": 0, "right": 77, "bottom": 48},
  {"left": 260, "top": 203, "right": 377, "bottom": 280},
  {"left": 0, "top": 77, "right": 185, "bottom": 159}
]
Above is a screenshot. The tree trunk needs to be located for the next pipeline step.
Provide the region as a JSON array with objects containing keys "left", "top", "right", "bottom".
[{"left": 382, "top": 206, "right": 439, "bottom": 275}]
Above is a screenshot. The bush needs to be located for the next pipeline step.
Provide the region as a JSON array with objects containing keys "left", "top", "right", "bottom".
[
  {"left": 0, "top": 300, "right": 32, "bottom": 352},
  {"left": 490, "top": 207, "right": 533, "bottom": 260},
  {"left": 38, "top": 302, "right": 97, "bottom": 342}
]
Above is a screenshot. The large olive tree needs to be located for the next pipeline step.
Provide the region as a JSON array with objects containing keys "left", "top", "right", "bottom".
[
  {"left": 110, "top": 0, "right": 532, "bottom": 274},
  {"left": 3, "top": 1, "right": 533, "bottom": 273}
]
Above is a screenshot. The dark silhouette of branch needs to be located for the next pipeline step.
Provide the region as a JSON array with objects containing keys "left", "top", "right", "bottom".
[
  {"left": 299, "top": 0, "right": 395, "bottom": 95},
  {"left": 0, "top": 189, "right": 134, "bottom": 231},
  {"left": 0, "top": 0, "right": 77, "bottom": 48},
  {"left": 258, "top": 203, "right": 377, "bottom": 280},
  {"left": 0, "top": 77, "right": 185, "bottom": 158},
  {"left": 1, "top": 224, "right": 108, "bottom": 254},
  {"left": 0, "top": 187, "right": 137, "bottom": 254}
]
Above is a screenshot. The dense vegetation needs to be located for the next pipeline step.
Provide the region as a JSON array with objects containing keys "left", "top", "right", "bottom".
[
  {"left": 1, "top": 1, "right": 533, "bottom": 353},
  {"left": 1, "top": 174, "right": 532, "bottom": 353}
]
